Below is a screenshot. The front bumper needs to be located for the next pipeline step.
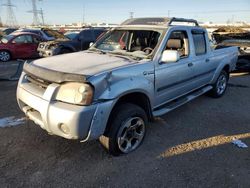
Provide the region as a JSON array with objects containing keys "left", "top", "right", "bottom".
[
  {"left": 16, "top": 73, "right": 114, "bottom": 141},
  {"left": 38, "top": 48, "right": 57, "bottom": 57}
]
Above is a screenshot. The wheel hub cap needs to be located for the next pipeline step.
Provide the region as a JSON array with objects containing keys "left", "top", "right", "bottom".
[
  {"left": 217, "top": 74, "right": 227, "bottom": 95},
  {"left": 0, "top": 52, "right": 10, "bottom": 61},
  {"left": 117, "top": 117, "right": 145, "bottom": 153}
]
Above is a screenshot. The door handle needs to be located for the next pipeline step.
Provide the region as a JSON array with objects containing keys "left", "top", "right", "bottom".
[
  {"left": 205, "top": 58, "right": 210, "bottom": 62},
  {"left": 188, "top": 62, "right": 193, "bottom": 67}
]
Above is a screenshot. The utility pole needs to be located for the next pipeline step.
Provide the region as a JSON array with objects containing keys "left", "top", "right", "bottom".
[
  {"left": 129, "top": 11, "right": 134, "bottom": 19},
  {"left": 82, "top": 4, "right": 85, "bottom": 26},
  {"left": 40, "top": 8, "right": 44, "bottom": 25},
  {"left": 2, "top": 0, "right": 18, "bottom": 27},
  {"left": 32, "top": 0, "right": 39, "bottom": 25},
  {"left": 0, "top": 16, "right": 3, "bottom": 27},
  {"left": 27, "top": 0, "right": 44, "bottom": 26},
  {"left": 168, "top": 10, "right": 171, "bottom": 17},
  {"left": 231, "top": 14, "right": 235, "bottom": 24}
]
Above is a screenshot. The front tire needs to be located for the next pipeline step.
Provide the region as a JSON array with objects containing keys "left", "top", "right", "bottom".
[
  {"left": 209, "top": 70, "right": 229, "bottom": 98},
  {"left": 0, "top": 50, "right": 11, "bottom": 62},
  {"left": 99, "top": 103, "right": 148, "bottom": 156}
]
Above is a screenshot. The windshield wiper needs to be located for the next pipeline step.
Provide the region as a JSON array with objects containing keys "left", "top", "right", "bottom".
[
  {"left": 108, "top": 51, "right": 143, "bottom": 61},
  {"left": 88, "top": 47, "right": 106, "bottom": 54}
]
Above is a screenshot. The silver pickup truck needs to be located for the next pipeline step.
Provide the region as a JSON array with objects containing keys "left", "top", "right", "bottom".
[{"left": 17, "top": 18, "right": 238, "bottom": 155}]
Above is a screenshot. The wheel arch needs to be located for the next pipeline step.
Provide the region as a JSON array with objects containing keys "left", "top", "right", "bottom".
[
  {"left": 0, "top": 49, "right": 12, "bottom": 61},
  {"left": 223, "top": 64, "right": 230, "bottom": 74},
  {"left": 211, "top": 63, "right": 231, "bottom": 84},
  {"left": 104, "top": 92, "right": 153, "bottom": 136}
]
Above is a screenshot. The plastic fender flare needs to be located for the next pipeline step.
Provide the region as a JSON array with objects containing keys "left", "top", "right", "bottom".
[{"left": 210, "top": 63, "right": 230, "bottom": 84}]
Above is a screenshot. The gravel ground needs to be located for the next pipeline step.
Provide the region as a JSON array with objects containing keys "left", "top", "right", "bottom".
[{"left": 0, "top": 63, "right": 249, "bottom": 188}]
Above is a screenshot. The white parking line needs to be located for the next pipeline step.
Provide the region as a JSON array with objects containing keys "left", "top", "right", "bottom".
[{"left": 0, "top": 116, "right": 26, "bottom": 128}]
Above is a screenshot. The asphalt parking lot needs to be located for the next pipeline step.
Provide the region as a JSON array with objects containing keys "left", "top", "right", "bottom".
[{"left": 0, "top": 61, "right": 250, "bottom": 187}]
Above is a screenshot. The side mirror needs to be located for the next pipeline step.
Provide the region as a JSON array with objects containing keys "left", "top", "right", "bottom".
[
  {"left": 160, "top": 50, "right": 180, "bottom": 63},
  {"left": 89, "top": 42, "right": 94, "bottom": 47}
]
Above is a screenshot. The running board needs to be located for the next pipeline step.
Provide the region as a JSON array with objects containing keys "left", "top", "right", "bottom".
[{"left": 153, "top": 85, "right": 213, "bottom": 117}]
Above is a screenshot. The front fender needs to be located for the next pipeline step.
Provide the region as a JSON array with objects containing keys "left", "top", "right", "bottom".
[
  {"left": 98, "top": 76, "right": 155, "bottom": 103},
  {"left": 83, "top": 75, "right": 155, "bottom": 141}
]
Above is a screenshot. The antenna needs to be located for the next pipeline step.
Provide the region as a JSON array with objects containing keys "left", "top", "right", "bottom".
[{"left": 1, "top": 0, "right": 18, "bottom": 27}]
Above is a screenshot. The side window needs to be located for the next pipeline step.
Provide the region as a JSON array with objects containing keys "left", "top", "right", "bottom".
[
  {"left": 13, "top": 35, "right": 33, "bottom": 44},
  {"left": 79, "top": 30, "right": 94, "bottom": 41},
  {"left": 93, "top": 30, "right": 104, "bottom": 39},
  {"left": 192, "top": 30, "right": 206, "bottom": 55},
  {"left": 165, "top": 30, "right": 189, "bottom": 58},
  {"left": 33, "top": 36, "right": 42, "bottom": 43},
  {"left": 25, "top": 35, "right": 33, "bottom": 43}
]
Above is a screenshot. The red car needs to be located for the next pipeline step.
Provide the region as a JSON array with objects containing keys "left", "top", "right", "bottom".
[{"left": 0, "top": 32, "right": 44, "bottom": 62}]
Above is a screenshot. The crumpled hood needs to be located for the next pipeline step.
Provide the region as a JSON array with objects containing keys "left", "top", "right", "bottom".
[
  {"left": 31, "top": 51, "right": 137, "bottom": 77},
  {"left": 40, "top": 38, "right": 70, "bottom": 47}
]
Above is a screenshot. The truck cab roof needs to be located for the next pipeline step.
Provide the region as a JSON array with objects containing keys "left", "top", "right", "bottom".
[{"left": 120, "top": 17, "right": 199, "bottom": 27}]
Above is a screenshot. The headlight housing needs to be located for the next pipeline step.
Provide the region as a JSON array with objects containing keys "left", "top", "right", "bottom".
[
  {"left": 49, "top": 44, "right": 58, "bottom": 51},
  {"left": 55, "top": 83, "right": 94, "bottom": 105}
]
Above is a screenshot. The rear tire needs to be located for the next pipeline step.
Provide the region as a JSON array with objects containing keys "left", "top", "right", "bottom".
[
  {"left": 99, "top": 103, "right": 148, "bottom": 156},
  {"left": 0, "top": 50, "right": 11, "bottom": 62},
  {"left": 209, "top": 70, "right": 229, "bottom": 98}
]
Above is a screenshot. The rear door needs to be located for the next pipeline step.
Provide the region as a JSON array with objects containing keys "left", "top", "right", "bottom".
[
  {"left": 154, "top": 29, "right": 195, "bottom": 107},
  {"left": 190, "top": 29, "right": 217, "bottom": 88}
]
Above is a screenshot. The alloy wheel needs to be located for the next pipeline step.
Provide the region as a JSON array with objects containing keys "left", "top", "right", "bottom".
[{"left": 117, "top": 117, "right": 145, "bottom": 153}]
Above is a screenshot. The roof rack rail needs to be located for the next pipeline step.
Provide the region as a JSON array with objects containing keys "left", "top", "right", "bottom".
[
  {"left": 168, "top": 17, "right": 199, "bottom": 26},
  {"left": 120, "top": 17, "right": 199, "bottom": 27}
]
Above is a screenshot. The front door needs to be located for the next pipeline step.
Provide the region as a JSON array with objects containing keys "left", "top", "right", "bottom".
[
  {"left": 154, "top": 30, "right": 194, "bottom": 107},
  {"left": 12, "top": 34, "right": 37, "bottom": 58}
]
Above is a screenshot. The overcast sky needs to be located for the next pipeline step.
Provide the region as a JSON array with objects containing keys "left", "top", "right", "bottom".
[{"left": 0, "top": 0, "right": 250, "bottom": 25}]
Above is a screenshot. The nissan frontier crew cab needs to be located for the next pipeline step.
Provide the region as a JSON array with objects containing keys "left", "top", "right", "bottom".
[{"left": 17, "top": 18, "right": 238, "bottom": 156}]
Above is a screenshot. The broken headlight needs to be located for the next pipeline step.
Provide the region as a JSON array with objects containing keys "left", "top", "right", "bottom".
[
  {"left": 55, "top": 83, "right": 94, "bottom": 105},
  {"left": 50, "top": 44, "right": 58, "bottom": 50}
]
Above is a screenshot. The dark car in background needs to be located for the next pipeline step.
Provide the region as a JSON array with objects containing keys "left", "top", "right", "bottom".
[
  {"left": 0, "top": 32, "right": 44, "bottom": 62},
  {"left": 0, "top": 28, "right": 18, "bottom": 39},
  {"left": 37, "top": 28, "right": 106, "bottom": 57}
]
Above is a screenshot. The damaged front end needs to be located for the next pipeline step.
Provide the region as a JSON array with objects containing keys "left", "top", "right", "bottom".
[
  {"left": 23, "top": 61, "right": 87, "bottom": 83},
  {"left": 37, "top": 39, "right": 68, "bottom": 57},
  {"left": 17, "top": 61, "right": 111, "bottom": 141}
]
